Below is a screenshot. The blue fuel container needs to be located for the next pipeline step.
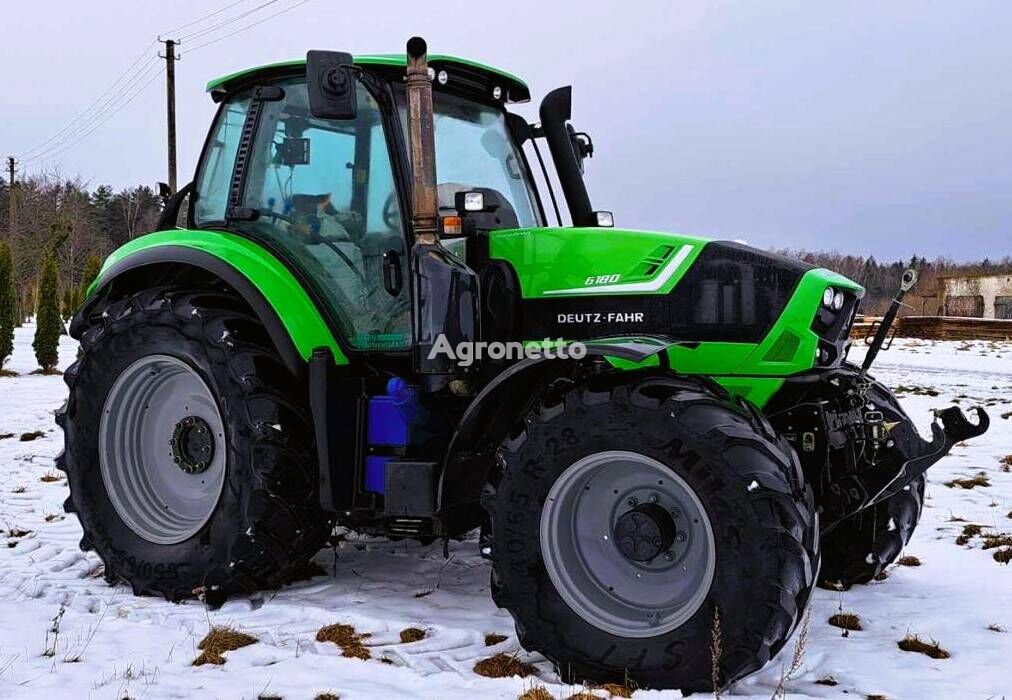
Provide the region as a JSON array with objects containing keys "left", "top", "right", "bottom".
[{"left": 364, "top": 378, "right": 418, "bottom": 493}]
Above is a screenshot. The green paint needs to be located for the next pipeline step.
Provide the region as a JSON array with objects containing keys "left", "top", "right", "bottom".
[
  {"left": 90, "top": 230, "right": 346, "bottom": 364},
  {"left": 489, "top": 227, "right": 709, "bottom": 297},
  {"left": 206, "top": 54, "right": 528, "bottom": 94}
]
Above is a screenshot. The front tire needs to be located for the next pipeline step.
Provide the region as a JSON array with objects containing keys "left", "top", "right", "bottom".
[
  {"left": 484, "top": 373, "right": 819, "bottom": 691},
  {"left": 818, "top": 474, "right": 925, "bottom": 589},
  {"left": 57, "top": 286, "right": 332, "bottom": 602}
]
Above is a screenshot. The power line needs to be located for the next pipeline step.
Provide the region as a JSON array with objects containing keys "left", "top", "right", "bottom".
[
  {"left": 158, "top": 0, "right": 252, "bottom": 38},
  {"left": 177, "top": 0, "right": 283, "bottom": 43},
  {"left": 18, "top": 40, "right": 158, "bottom": 160},
  {"left": 23, "top": 62, "right": 165, "bottom": 167},
  {"left": 25, "top": 68, "right": 167, "bottom": 169},
  {"left": 184, "top": 0, "right": 313, "bottom": 54}
]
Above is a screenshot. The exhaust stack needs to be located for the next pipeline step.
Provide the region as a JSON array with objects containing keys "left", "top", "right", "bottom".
[{"left": 405, "top": 37, "right": 439, "bottom": 245}]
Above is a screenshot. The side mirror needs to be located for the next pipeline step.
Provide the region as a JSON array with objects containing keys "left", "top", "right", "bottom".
[
  {"left": 566, "top": 124, "right": 594, "bottom": 173},
  {"left": 306, "top": 50, "right": 357, "bottom": 119}
]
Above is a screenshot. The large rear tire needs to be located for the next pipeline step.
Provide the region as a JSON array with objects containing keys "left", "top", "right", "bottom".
[
  {"left": 57, "top": 286, "right": 332, "bottom": 603},
  {"left": 484, "top": 373, "right": 819, "bottom": 691},
  {"left": 818, "top": 474, "right": 925, "bottom": 590}
]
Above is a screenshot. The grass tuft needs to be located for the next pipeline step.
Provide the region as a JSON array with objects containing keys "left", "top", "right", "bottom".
[
  {"left": 193, "top": 626, "right": 257, "bottom": 666},
  {"left": 518, "top": 687, "right": 553, "bottom": 700},
  {"left": 897, "top": 634, "right": 950, "bottom": 659},
  {"left": 473, "top": 652, "right": 536, "bottom": 679},
  {"left": 11, "top": 485, "right": 26, "bottom": 493},
  {"left": 945, "top": 473, "right": 990, "bottom": 489},
  {"left": 314, "top": 695, "right": 340, "bottom": 700},
  {"left": 994, "top": 548, "right": 1012, "bottom": 565},
  {"left": 39, "top": 472, "right": 62, "bottom": 483},
  {"left": 814, "top": 676, "right": 838, "bottom": 686},
  {"left": 484, "top": 632, "right": 508, "bottom": 646},
  {"left": 956, "top": 523, "right": 985, "bottom": 545},
  {"left": 1000, "top": 455, "right": 1012, "bottom": 473},
  {"left": 316, "top": 623, "right": 371, "bottom": 660},
  {"left": 897, "top": 555, "right": 921, "bottom": 566},
  {"left": 829, "top": 612, "right": 863, "bottom": 631},
  {"left": 597, "top": 682, "right": 634, "bottom": 697},
  {"left": 982, "top": 534, "right": 1012, "bottom": 550},
  {"left": 399, "top": 627, "right": 425, "bottom": 644},
  {"left": 0, "top": 432, "right": 14, "bottom": 439},
  {"left": 986, "top": 623, "right": 1007, "bottom": 633},
  {"left": 20, "top": 430, "right": 46, "bottom": 441}
]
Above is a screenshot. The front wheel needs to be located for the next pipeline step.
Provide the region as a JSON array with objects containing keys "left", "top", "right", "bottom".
[
  {"left": 484, "top": 373, "right": 819, "bottom": 692},
  {"left": 58, "top": 286, "right": 333, "bottom": 602}
]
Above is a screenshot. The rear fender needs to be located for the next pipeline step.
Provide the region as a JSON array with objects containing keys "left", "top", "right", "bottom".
[{"left": 77, "top": 232, "right": 347, "bottom": 375}]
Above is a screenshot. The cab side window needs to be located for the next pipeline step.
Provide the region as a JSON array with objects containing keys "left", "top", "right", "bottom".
[{"left": 194, "top": 79, "right": 409, "bottom": 351}]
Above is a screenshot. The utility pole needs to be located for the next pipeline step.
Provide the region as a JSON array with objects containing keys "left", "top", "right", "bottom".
[
  {"left": 159, "top": 39, "right": 179, "bottom": 193},
  {"left": 6, "top": 157, "right": 16, "bottom": 237}
]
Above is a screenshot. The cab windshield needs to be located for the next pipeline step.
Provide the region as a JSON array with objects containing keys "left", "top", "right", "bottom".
[{"left": 395, "top": 88, "right": 541, "bottom": 228}]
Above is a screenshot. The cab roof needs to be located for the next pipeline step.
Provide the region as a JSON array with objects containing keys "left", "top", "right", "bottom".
[{"left": 206, "top": 54, "right": 530, "bottom": 103}]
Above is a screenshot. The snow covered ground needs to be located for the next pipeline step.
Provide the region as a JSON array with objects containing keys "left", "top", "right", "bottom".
[{"left": 0, "top": 324, "right": 1009, "bottom": 699}]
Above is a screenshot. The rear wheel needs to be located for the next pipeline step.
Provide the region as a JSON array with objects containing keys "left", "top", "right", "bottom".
[
  {"left": 57, "top": 286, "right": 332, "bottom": 603},
  {"left": 818, "top": 474, "right": 926, "bottom": 589},
  {"left": 484, "top": 373, "right": 818, "bottom": 691}
]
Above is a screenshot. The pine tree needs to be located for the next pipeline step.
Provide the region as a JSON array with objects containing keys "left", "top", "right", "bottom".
[
  {"left": 0, "top": 241, "right": 15, "bottom": 371},
  {"left": 33, "top": 250, "right": 62, "bottom": 372},
  {"left": 81, "top": 253, "right": 103, "bottom": 296}
]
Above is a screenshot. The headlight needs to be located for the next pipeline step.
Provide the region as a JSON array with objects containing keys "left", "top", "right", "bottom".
[
  {"left": 822, "top": 288, "right": 835, "bottom": 307},
  {"left": 832, "top": 290, "right": 845, "bottom": 311}
]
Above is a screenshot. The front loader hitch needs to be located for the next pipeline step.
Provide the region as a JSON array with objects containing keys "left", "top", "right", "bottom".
[{"left": 821, "top": 404, "right": 989, "bottom": 526}]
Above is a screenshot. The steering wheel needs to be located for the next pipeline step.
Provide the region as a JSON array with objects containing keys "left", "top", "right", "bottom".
[{"left": 382, "top": 192, "right": 401, "bottom": 230}]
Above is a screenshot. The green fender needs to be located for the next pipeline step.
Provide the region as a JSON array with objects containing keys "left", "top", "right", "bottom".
[{"left": 88, "top": 230, "right": 347, "bottom": 365}]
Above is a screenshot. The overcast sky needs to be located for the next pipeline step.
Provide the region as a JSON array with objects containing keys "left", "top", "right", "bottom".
[{"left": 3, "top": 1, "right": 1010, "bottom": 261}]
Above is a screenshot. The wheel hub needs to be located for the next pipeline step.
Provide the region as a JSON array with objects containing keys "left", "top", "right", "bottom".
[
  {"left": 170, "top": 416, "right": 215, "bottom": 474},
  {"left": 615, "top": 503, "right": 676, "bottom": 562}
]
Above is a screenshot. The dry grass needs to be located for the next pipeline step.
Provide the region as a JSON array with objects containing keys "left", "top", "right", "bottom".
[
  {"left": 43, "top": 514, "right": 63, "bottom": 523},
  {"left": 986, "top": 623, "right": 1007, "bottom": 633},
  {"left": 0, "top": 432, "right": 14, "bottom": 439},
  {"left": 828, "top": 612, "right": 863, "bottom": 631},
  {"left": 518, "top": 687, "right": 553, "bottom": 700},
  {"left": 873, "top": 570, "right": 889, "bottom": 581},
  {"left": 484, "top": 633, "right": 508, "bottom": 646},
  {"left": 994, "top": 548, "right": 1012, "bottom": 564},
  {"left": 866, "top": 695, "right": 888, "bottom": 700},
  {"left": 192, "top": 626, "right": 257, "bottom": 666},
  {"left": 19, "top": 430, "right": 46, "bottom": 441},
  {"left": 598, "top": 682, "right": 633, "bottom": 697},
  {"left": 897, "top": 555, "right": 921, "bottom": 566},
  {"left": 473, "top": 653, "right": 536, "bottom": 679},
  {"left": 710, "top": 606, "right": 723, "bottom": 697},
  {"left": 814, "top": 676, "right": 838, "bottom": 686},
  {"left": 314, "top": 695, "right": 340, "bottom": 700},
  {"left": 1000, "top": 455, "right": 1012, "bottom": 473},
  {"left": 897, "top": 634, "right": 950, "bottom": 659},
  {"left": 956, "top": 523, "right": 986, "bottom": 545},
  {"left": 11, "top": 485, "right": 26, "bottom": 493},
  {"left": 566, "top": 692, "right": 599, "bottom": 700},
  {"left": 981, "top": 533, "right": 1012, "bottom": 549},
  {"left": 399, "top": 627, "right": 425, "bottom": 644},
  {"left": 39, "top": 472, "right": 62, "bottom": 483},
  {"left": 945, "top": 473, "right": 991, "bottom": 489},
  {"left": 316, "top": 623, "right": 371, "bottom": 660},
  {"left": 7, "top": 527, "right": 32, "bottom": 538}
]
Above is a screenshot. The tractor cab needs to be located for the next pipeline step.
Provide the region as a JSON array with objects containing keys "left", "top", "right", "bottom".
[{"left": 190, "top": 53, "right": 568, "bottom": 354}]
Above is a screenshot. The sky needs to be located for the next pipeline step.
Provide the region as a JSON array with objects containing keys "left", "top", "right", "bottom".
[{"left": 2, "top": 0, "right": 1010, "bottom": 261}]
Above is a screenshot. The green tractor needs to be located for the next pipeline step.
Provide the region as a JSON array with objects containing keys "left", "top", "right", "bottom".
[{"left": 58, "top": 38, "right": 988, "bottom": 691}]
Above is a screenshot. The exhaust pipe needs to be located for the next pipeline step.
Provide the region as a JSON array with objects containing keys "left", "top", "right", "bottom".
[{"left": 405, "top": 37, "right": 439, "bottom": 245}]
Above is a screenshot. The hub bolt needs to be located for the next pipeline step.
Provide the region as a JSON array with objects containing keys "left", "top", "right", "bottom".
[
  {"left": 626, "top": 497, "right": 638, "bottom": 507},
  {"left": 676, "top": 531, "right": 687, "bottom": 543},
  {"left": 663, "top": 551, "right": 674, "bottom": 561},
  {"left": 649, "top": 494, "right": 659, "bottom": 504}
]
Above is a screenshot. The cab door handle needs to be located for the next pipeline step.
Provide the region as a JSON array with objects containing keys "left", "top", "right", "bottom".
[{"left": 383, "top": 250, "right": 403, "bottom": 297}]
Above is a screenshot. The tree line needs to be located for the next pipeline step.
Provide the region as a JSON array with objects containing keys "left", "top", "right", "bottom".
[
  {"left": 0, "top": 171, "right": 162, "bottom": 373},
  {"left": 781, "top": 250, "right": 1012, "bottom": 315}
]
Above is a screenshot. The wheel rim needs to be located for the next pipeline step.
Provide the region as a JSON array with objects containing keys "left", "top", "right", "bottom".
[
  {"left": 539, "top": 450, "right": 716, "bottom": 638},
  {"left": 99, "top": 355, "right": 226, "bottom": 545}
]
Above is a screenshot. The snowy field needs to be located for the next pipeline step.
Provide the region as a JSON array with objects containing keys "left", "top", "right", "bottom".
[{"left": 1, "top": 323, "right": 1009, "bottom": 700}]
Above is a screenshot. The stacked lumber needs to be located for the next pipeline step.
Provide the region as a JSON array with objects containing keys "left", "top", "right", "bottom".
[{"left": 895, "top": 316, "right": 1012, "bottom": 341}]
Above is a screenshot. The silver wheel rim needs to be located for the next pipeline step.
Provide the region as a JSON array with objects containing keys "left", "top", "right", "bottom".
[
  {"left": 540, "top": 450, "right": 716, "bottom": 638},
  {"left": 99, "top": 355, "right": 226, "bottom": 545}
]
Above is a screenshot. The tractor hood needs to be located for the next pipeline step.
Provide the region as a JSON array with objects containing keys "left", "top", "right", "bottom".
[{"left": 487, "top": 226, "right": 863, "bottom": 349}]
